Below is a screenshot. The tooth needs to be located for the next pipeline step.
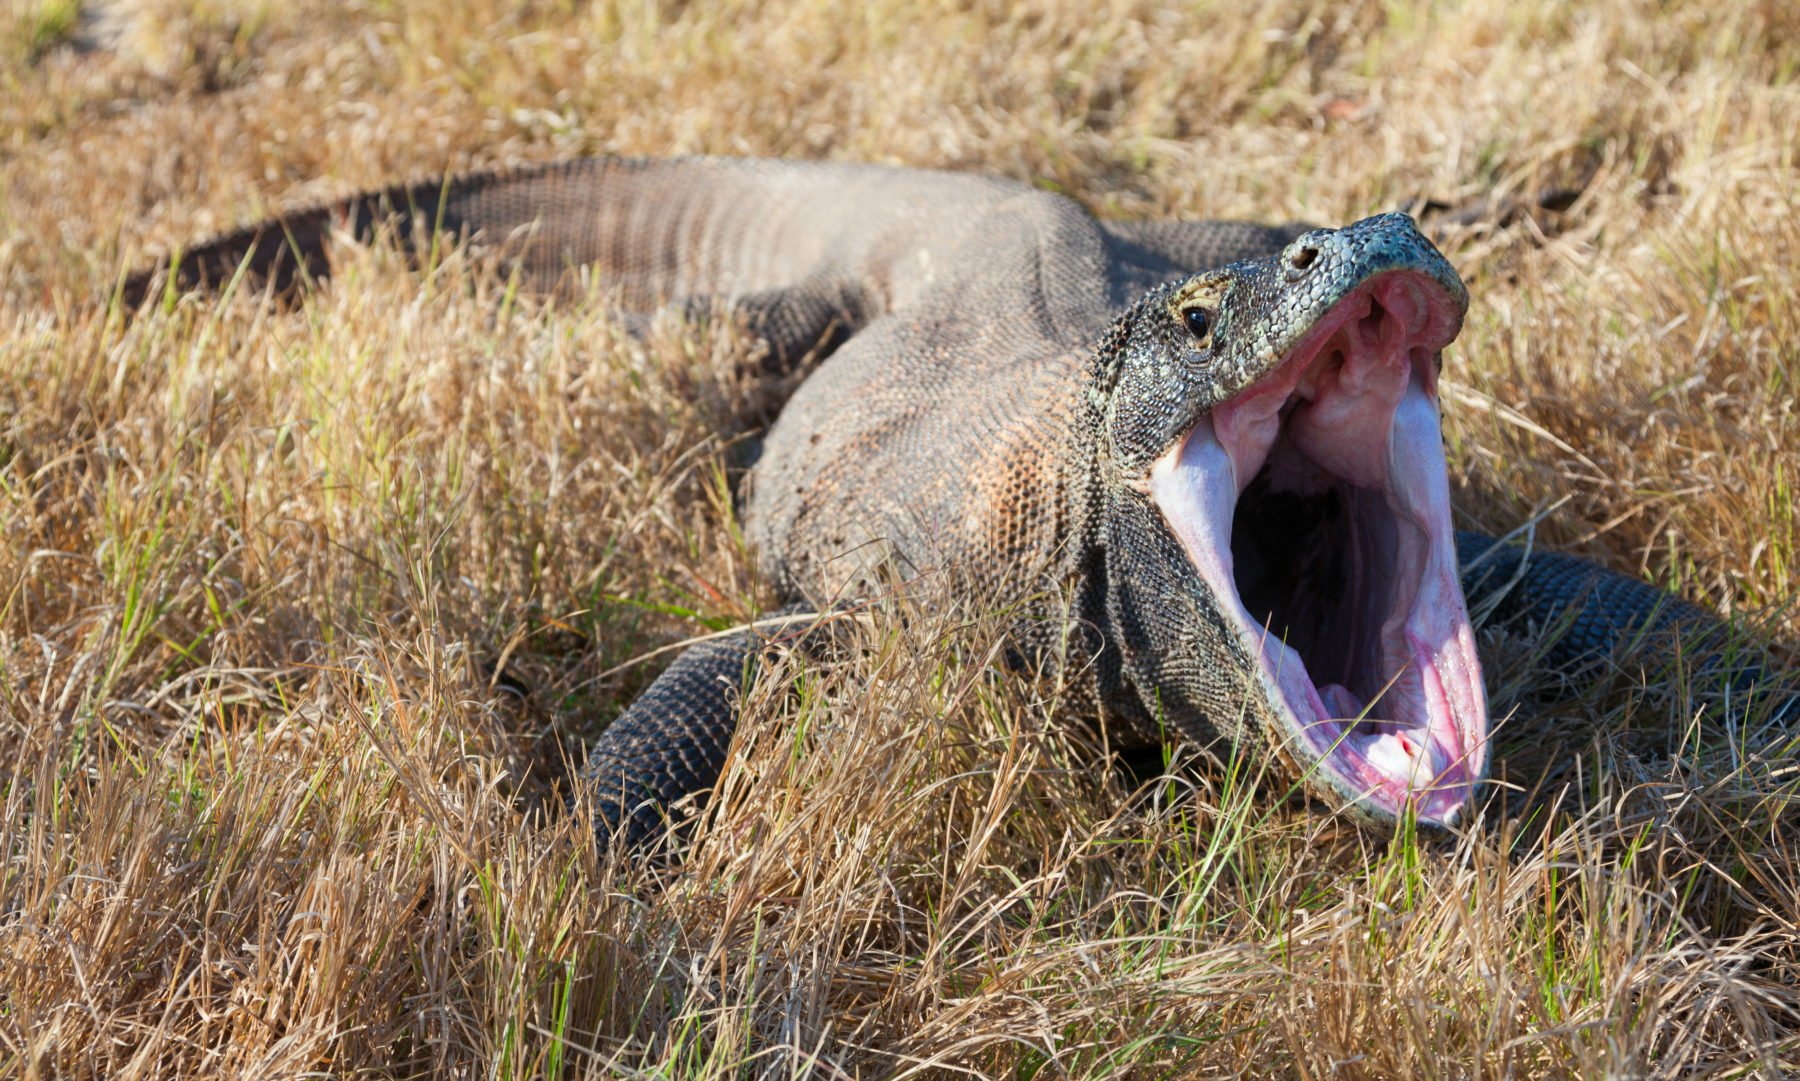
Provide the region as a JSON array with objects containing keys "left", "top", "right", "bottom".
[
  {"left": 1356, "top": 299, "right": 1387, "bottom": 350},
  {"left": 1295, "top": 346, "right": 1341, "bottom": 402}
]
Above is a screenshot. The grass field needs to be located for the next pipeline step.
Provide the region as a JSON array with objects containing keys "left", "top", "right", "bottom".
[{"left": 2, "top": 0, "right": 1798, "bottom": 1076}]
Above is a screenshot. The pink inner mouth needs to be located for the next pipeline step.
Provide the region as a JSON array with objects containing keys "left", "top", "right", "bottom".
[{"left": 1149, "top": 271, "right": 1488, "bottom": 825}]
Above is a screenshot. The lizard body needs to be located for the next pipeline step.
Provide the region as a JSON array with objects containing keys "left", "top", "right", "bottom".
[{"left": 123, "top": 156, "right": 1792, "bottom": 845}]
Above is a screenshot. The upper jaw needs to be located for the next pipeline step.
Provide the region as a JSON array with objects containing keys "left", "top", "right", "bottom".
[
  {"left": 1203, "top": 214, "right": 1468, "bottom": 412},
  {"left": 1148, "top": 268, "right": 1488, "bottom": 827}
]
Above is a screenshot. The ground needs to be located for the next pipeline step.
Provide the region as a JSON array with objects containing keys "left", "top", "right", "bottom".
[{"left": 1, "top": 0, "right": 1797, "bottom": 1077}]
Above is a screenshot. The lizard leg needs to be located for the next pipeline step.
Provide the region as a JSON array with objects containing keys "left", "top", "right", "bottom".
[
  {"left": 581, "top": 605, "right": 818, "bottom": 851},
  {"left": 630, "top": 278, "right": 867, "bottom": 375},
  {"left": 1456, "top": 531, "right": 1797, "bottom": 723}
]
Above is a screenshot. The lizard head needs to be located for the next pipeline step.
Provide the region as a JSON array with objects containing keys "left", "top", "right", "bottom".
[{"left": 1086, "top": 212, "right": 1487, "bottom": 827}]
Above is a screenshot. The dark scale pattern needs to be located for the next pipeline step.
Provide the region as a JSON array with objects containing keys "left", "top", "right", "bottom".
[
  {"left": 1456, "top": 533, "right": 1797, "bottom": 721},
  {"left": 585, "top": 630, "right": 756, "bottom": 849},
  {"left": 1456, "top": 532, "right": 1716, "bottom": 661},
  {"left": 584, "top": 607, "right": 816, "bottom": 850},
  {"left": 125, "top": 156, "right": 1795, "bottom": 845}
]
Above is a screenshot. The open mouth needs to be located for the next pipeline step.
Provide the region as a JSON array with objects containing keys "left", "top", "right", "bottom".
[{"left": 1149, "top": 270, "right": 1488, "bottom": 825}]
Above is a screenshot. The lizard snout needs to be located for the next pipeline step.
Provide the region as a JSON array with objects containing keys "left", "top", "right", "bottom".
[{"left": 1284, "top": 240, "right": 1322, "bottom": 278}]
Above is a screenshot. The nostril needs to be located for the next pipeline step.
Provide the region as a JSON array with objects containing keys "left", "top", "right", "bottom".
[{"left": 1289, "top": 245, "right": 1320, "bottom": 272}]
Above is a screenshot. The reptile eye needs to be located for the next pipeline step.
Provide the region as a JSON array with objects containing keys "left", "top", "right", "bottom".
[{"left": 1182, "top": 306, "right": 1211, "bottom": 342}]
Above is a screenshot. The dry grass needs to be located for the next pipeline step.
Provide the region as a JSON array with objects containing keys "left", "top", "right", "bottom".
[{"left": 2, "top": 0, "right": 1798, "bottom": 1076}]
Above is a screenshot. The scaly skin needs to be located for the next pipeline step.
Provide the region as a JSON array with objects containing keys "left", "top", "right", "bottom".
[{"left": 122, "top": 156, "right": 1795, "bottom": 847}]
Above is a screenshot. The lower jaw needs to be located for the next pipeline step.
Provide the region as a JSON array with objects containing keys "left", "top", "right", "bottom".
[
  {"left": 1224, "top": 493, "right": 1483, "bottom": 823},
  {"left": 1277, "top": 653, "right": 1485, "bottom": 825},
  {"left": 1151, "top": 411, "right": 1486, "bottom": 825},
  {"left": 1268, "top": 719, "right": 1478, "bottom": 826}
]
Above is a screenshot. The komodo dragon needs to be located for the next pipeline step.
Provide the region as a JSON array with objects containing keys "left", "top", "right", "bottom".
[{"left": 120, "top": 156, "right": 1793, "bottom": 845}]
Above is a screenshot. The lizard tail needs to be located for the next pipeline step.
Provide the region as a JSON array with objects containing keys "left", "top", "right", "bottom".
[
  {"left": 118, "top": 156, "right": 944, "bottom": 315},
  {"left": 121, "top": 161, "right": 651, "bottom": 310},
  {"left": 121, "top": 201, "right": 333, "bottom": 309}
]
